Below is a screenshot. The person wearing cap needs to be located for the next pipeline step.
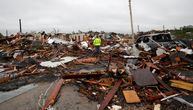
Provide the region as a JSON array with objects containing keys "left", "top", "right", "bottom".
[{"left": 93, "top": 35, "right": 102, "bottom": 54}]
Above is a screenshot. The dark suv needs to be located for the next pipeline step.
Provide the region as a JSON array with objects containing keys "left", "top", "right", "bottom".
[{"left": 135, "top": 33, "right": 176, "bottom": 50}]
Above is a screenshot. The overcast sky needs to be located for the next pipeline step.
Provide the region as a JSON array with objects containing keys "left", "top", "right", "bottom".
[{"left": 0, "top": 0, "right": 193, "bottom": 35}]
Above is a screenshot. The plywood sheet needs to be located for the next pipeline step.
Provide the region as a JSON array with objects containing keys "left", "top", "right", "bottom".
[{"left": 123, "top": 90, "right": 141, "bottom": 103}]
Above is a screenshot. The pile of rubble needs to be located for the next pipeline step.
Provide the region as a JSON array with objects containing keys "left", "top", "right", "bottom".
[{"left": 0, "top": 32, "right": 193, "bottom": 110}]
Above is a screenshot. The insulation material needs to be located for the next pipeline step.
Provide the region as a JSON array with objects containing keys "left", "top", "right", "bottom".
[
  {"left": 40, "top": 56, "right": 78, "bottom": 68},
  {"left": 48, "top": 38, "right": 54, "bottom": 44},
  {"left": 138, "top": 41, "right": 151, "bottom": 51},
  {"left": 180, "top": 48, "right": 193, "bottom": 55},
  {"left": 48, "top": 38, "right": 74, "bottom": 45},
  {"left": 80, "top": 41, "right": 88, "bottom": 49},
  {"left": 110, "top": 105, "right": 122, "bottom": 110},
  {"left": 156, "top": 48, "right": 168, "bottom": 56}
]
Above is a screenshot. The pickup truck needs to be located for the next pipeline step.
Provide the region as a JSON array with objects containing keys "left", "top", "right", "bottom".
[{"left": 135, "top": 33, "right": 176, "bottom": 50}]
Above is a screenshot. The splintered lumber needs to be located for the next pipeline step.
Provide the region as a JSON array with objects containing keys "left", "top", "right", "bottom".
[
  {"left": 170, "top": 80, "right": 193, "bottom": 91},
  {"left": 62, "top": 73, "right": 104, "bottom": 79},
  {"left": 84, "top": 78, "right": 113, "bottom": 87},
  {"left": 0, "top": 71, "right": 25, "bottom": 84},
  {"left": 122, "top": 90, "right": 141, "bottom": 103},
  {"left": 84, "top": 80, "right": 110, "bottom": 87},
  {"left": 152, "top": 54, "right": 167, "bottom": 61},
  {"left": 74, "top": 57, "right": 98, "bottom": 64},
  {"left": 106, "top": 53, "right": 112, "bottom": 72},
  {"left": 147, "top": 91, "right": 176, "bottom": 101},
  {"left": 158, "top": 65, "right": 193, "bottom": 83},
  {"left": 98, "top": 79, "right": 122, "bottom": 110},
  {"left": 0, "top": 76, "right": 11, "bottom": 84},
  {"left": 152, "top": 71, "right": 175, "bottom": 92},
  {"left": 41, "top": 79, "right": 64, "bottom": 110},
  {"left": 0, "top": 65, "right": 37, "bottom": 84},
  {"left": 144, "top": 62, "right": 160, "bottom": 70}
]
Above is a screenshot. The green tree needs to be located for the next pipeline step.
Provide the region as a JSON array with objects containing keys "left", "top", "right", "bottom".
[
  {"left": 171, "top": 25, "right": 193, "bottom": 39},
  {"left": 0, "top": 33, "right": 4, "bottom": 38}
]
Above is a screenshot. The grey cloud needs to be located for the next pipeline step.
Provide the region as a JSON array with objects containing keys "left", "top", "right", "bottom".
[{"left": 0, "top": 0, "right": 193, "bottom": 35}]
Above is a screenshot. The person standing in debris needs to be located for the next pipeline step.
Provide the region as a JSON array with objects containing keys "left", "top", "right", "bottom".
[{"left": 93, "top": 35, "right": 102, "bottom": 54}]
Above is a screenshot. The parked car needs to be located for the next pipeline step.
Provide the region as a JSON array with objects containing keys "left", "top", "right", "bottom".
[{"left": 135, "top": 33, "right": 176, "bottom": 51}]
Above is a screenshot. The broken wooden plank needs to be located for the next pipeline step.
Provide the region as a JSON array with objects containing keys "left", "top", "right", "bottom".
[
  {"left": 74, "top": 57, "right": 98, "bottom": 64},
  {"left": 122, "top": 90, "right": 141, "bottom": 103},
  {"left": 152, "top": 54, "right": 167, "bottom": 61},
  {"left": 28, "top": 64, "right": 36, "bottom": 70},
  {"left": 0, "top": 76, "right": 11, "bottom": 84},
  {"left": 41, "top": 79, "right": 64, "bottom": 110},
  {"left": 145, "top": 62, "right": 160, "bottom": 70},
  {"left": 152, "top": 70, "right": 175, "bottom": 92},
  {"left": 98, "top": 79, "right": 122, "bottom": 110},
  {"left": 170, "top": 80, "right": 193, "bottom": 91},
  {"left": 84, "top": 80, "right": 110, "bottom": 87},
  {"left": 4, "top": 69, "right": 17, "bottom": 74},
  {"left": 147, "top": 91, "right": 176, "bottom": 101},
  {"left": 106, "top": 53, "right": 112, "bottom": 72},
  {"left": 0, "top": 67, "right": 30, "bottom": 84},
  {"left": 158, "top": 65, "right": 193, "bottom": 83},
  {"left": 62, "top": 73, "right": 104, "bottom": 79},
  {"left": 84, "top": 78, "right": 113, "bottom": 87}
]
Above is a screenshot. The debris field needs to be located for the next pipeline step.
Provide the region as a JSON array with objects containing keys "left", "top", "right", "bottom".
[{"left": 0, "top": 32, "right": 193, "bottom": 110}]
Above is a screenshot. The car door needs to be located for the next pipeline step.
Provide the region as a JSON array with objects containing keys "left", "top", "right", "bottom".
[{"left": 143, "top": 36, "right": 156, "bottom": 49}]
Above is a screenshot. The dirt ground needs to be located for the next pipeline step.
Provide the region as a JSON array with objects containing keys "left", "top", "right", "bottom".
[{"left": 0, "top": 82, "right": 97, "bottom": 110}]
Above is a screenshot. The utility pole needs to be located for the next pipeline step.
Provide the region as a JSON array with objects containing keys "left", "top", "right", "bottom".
[
  {"left": 128, "top": 0, "right": 134, "bottom": 42},
  {"left": 6, "top": 30, "right": 8, "bottom": 36},
  {"left": 19, "top": 19, "right": 22, "bottom": 33},
  {"left": 163, "top": 25, "right": 165, "bottom": 32}
]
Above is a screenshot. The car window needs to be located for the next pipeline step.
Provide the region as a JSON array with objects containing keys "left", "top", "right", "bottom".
[
  {"left": 152, "top": 35, "right": 162, "bottom": 42},
  {"left": 152, "top": 34, "right": 171, "bottom": 42},
  {"left": 136, "top": 37, "right": 143, "bottom": 43},
  {"left": 143, "top": 36, "right": 149, "bottom": 43},
  {"left": 162, "top": 34, "right": 171, "bottom": 41}
]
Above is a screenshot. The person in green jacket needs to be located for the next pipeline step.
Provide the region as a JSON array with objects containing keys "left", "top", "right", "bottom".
[{"left": 93, "top": 35, "right": 102, "bottom": 54}]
